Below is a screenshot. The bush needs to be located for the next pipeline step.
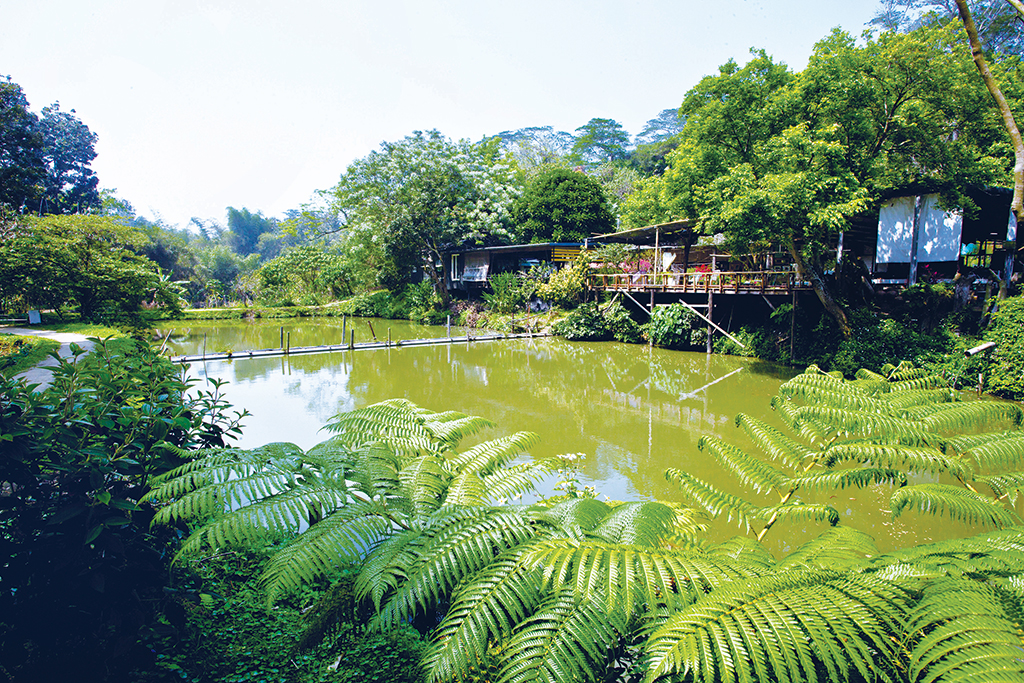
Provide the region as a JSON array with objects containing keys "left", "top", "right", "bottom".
[
  {"left": 552, "top": 303, "right": 611, "bottom": 341},
  {"left": 648, "top": 303, "right": 705, "bottom": 349},
  {"left": 483, "top": 271, "right": 534, "bottom": 314},
  {"left": 830, "top": 309, "right": 952, "bottom": 377},
  {"left": 536, "top": 256, "right": 590, "bottom": 308},
  {"left": 338, "top": 290, "right": 397, "bottom": 318},
  {"left": 0, "top": 339, "right": 247, "bottom": 681},
  {"left": 984, "top": 295, "right": 1024, "bottom": 399},
  {"left": 135, "top": 547, "right": 428, "bottom": 683},
  {"left": 603, "top": 300, "right": 643, "bottom": 344}
]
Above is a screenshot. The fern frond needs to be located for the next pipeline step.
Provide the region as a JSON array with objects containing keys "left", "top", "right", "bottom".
[
  {"left": 854, "top": 368, "right": 887, "bottom": 383},
  {"left": 915, "top": 400, "right": 1024, "bottom": 434},
  {"left": 261, "top": 500, "right": 393, "bottom": 601},
  {"left": 888, "top": 375, "right": 950, "bottom": 392},
  {"left": 478, "top": 461, "right": 553, "bottom": 505},
  {"left": 772, "top": 395, "right": 833, "bottom": 445},
  {"left": 821, "top": 442, "right": 968, "bottom": 478},
  {"left": 735, "top": 413, "right": 814, "bottom": 470},
  {"left": 398, "top": 455, "right": 448, "bottom": 517},
  {"left": 886, "top": 388, "right": 959, "bottom": 411},
  {"left": 780, "top": 376, "right": 889, "bottom": 412},
  {"left": 948, "top": 431, "right": 1024, "bottom": 471},
  {"left": 372, "top": 508, "right": 537, "bottom": 630},
  {"left": 174, "top": 480, "right": 349, "bottom": 557},
  {"left": 643, "top": 570, "right": 908, "bottom": 683},
  {"left": 322, "top": 399, "right": 437, "bottom": 454},
  {"left": 494, "top": 589, "right": 629, "bottom": 683},
  {"left": 425, "top": 415, "right": 497, "bottom": 450},
  {"left": 532, "top": 499, "right": 613, "bottom": 538},
  {"left": 761, "top": 502, "right": 841, "bottom": 527},
  {"left": 425, "top": 553, "right": 545, "bottom": 683},
  {"left": 873, "top": 526, "right": 1024, "bottom": 577},
  {"left": 447, "top": 431, "right": 541, "bottom": 474},
  {"left": 798, "top": 405, "right": 938, "bottom": 446},
  {"left": 905, "top": 577, "right": 1024, "bottom": 683},
  {"left": 976, "top": 471, "right": 1024, "bottom": 503},
  {"left": 891, "top": 484, "right": 1020, "bottom": 528},
  {"left": 708, "top": 536, "right": 777, "bottom": 571},
  {"left": 790, "top": 467, "right": 907, "bottom": 491},
  {"left": 664, "top": 468, "right": 762, "bottom": 529},
  {"left": 698, "top": 435, "right": 790, "bottom": 495},
  {"left": 778, "top": 526, "right": 878, "bottom": 570},
  {"left": 886, "top": 362, "right": 929, "bottom": 381},
  {"left": 589, "top": 501, "right": 677, "bottom": 546}
]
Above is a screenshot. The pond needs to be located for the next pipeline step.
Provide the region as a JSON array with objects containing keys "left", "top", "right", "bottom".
[{"left": 158, "top": 317, "right": 974, "bottom": 556}]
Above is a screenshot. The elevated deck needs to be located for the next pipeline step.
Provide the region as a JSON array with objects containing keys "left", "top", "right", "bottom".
[{"left": 590, "top": 270, "right": 813, "bottom": 295}]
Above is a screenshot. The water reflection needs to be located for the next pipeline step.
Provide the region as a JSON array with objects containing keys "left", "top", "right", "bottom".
[{"left": 161, "top": 321, "right": 972, "bottom": 555}]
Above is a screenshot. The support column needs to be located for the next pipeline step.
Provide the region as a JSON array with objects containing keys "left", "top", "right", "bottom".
[
  {"left": 909, "top": 195, "right": 923, "bottom": 286},
  {"left": 706, "top": 291, "right": 714, "bottom": 354}
]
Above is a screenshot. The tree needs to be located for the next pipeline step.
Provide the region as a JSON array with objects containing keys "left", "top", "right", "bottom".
[
  {"left": 493, "top": 126, "right": 575, "bottom": 177},
  {"left": 511, "top": 166, "right": 615, "bottom": 243},
  {"left": 873, "top": 0, "right": 1024, "bottom": 56},
  {"left": 325, "top": 130, "right": 519, "bottom": 306},
  {"left": 225, "top": 206, "right": 276, "bottom": 257},
  {"left": 570, "top": 117, "right": 631, "bottom": 167},
  {"left": 0, "top": 77, "right": 44, "bottom": 213},
  {"left": 36, "top": 102, "right": 99, "bottom": 214},
  {"left": 0, "top": 215, "right": 177, "bottom": 321},
  {"left": 630, "top": 108, "right": 685, "bottom": 176},
  {"left": 148, "top": 364, "right": 1024, "bottom": 683}
]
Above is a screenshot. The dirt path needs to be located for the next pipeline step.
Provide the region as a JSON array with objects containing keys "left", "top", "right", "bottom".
[{"left": 2, "top": 326, "right": 96, "bottom": 391}]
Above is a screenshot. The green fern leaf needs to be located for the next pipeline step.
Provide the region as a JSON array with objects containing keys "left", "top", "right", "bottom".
[
  {"left": 735, "top": 413, "right": 814, "bottom": 469},
  {"left": 447, "top": 431, "right": 541, "bottom": 475},
  {"left": 644, "top": 570, "right": 908, "bottom": 683},
  {"left": 698, "top": 435, "right": 790, "bottom": 494},
  {"left": 398, "top": 454, "right": 448, "bottom": 517},
  {"left": 976, "top": 471, "right": 1024, "bottom": 503},
  {"left": 790, "top": 467, "right": 907, "bottom": 491},
  {"left": 532, "top": 499, "right": 613, "bottom": 538},
  {"left": 821, "top": 442, "right": 968, "bottom": 478},
  {"left": 891, "top": 484, "right": 1021, "bottom": 528},
  {"left": 479, "top": 461, "right": 553, "bottom": 505},
  {"left": 798, "top": 405, "right": 938, "bottom": 446},
  {"left": 708, "top": 536, "right": 777, "bottom": 571},
  {"left": 914, "top": 401, "right": 1024, "bottom": 434},
  {"left": 589, "top": 501, "right": 677, "bottom": 546},
  {"left": 778, "top": 526, "right": 877, "bottom": 570},
  {"left": 664, "top": 468, "right": 762, "bottom": 530},
  {"left": 494, "top": 588, "right": 629, "bottom": 683},
  {"left": 906, "top": 577, "right": 1024, "bottom": 683},
  {"left": 772, "top": 395, "right": 833, "bottom": 445},
  {"left": 948, "top": 431, "right": 1024, "bottom": 471}
]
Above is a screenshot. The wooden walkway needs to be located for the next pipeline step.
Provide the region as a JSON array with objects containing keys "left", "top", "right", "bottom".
[
  {"left": 170, "top": 331, "right": 551, "bottom": 364},
  {"left": 590, "top": 270, "right": 813, "bottom": 295}
]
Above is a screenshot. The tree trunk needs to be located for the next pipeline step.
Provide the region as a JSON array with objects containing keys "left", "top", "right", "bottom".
[
  {"left": 787, "top": 243, "right": 852, "bottom": 338},
  {"left": 424, "top": 248, "right": 450, "bottom": 308},
  {"left": 956, "top": 0, "right": 1024, "bottom": 290}
]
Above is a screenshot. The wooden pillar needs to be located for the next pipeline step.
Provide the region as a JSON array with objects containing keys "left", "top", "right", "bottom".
[
  {"left": 790, "top": 290, "right": 797, "bottom": 362},
  {"left": 706, "top": 291, "right": 714, "bottom": 354},
  {"left": 909, "top": 195, "right": 923, "bottom": 286}
]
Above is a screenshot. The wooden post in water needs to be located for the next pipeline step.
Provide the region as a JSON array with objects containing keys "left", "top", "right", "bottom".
[
  {"left": 280, "top": 326, "right": 284, "bottom": 349},
  {"left": 342, "top": 315, "right": 347, "bottom": 344},
  {"left": 367, "top": 320, "right": 377, "bottom": 340},
  {"left": 388, "top": 328, "right": 392, "bottom": 347},
  {"left": 286, "top": 332, "right": 291, "bottom": 355},
  {"left": 350, "top": 329, "right": 355, "bottom": 350},
  {"left": 446, "top": 315, "right": 451, "bottom": 338},
  {"left": 706, "top": 291, "right": 714, "bottom": 354}
]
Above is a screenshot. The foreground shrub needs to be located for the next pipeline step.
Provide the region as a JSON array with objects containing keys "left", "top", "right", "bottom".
[
  {"left": 0, "top": 339, "right": 247, "bottom": 681},
  {"left": 648, "top": 302, "right": 706, "bottom": 349},
  {"left": 985, "top": 294, "right": 1024, "bottom": 399},
  {"left": 551, "top": 302, "right": 611, "bottom": 341}
]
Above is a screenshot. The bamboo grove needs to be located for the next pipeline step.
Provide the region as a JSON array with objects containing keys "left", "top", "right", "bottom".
[{"left": 145, "top": 365, "right": 1024, "bottom": 683}]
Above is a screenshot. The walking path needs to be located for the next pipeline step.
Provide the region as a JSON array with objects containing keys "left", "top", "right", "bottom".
[{"left": 1, "top": 326, "right": 96, "bottom": 391}]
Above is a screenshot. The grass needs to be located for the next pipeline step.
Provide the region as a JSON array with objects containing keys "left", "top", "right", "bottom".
[{"left": 0, "top": 335, "right": 62, "bottom": 377}]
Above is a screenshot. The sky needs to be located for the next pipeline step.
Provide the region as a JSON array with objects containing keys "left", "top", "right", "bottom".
[{"left": 2, "top": 1, "right": 884, "bottom": 229}]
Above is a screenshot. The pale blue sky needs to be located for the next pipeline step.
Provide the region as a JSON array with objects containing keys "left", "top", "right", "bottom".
[{"left": 2, "top": 1, "right": 883, "bottom": 228}]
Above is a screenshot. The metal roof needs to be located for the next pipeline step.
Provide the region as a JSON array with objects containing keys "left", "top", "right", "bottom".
[{"left": 590, "top": 219, "right": 694, "bottom": 244}]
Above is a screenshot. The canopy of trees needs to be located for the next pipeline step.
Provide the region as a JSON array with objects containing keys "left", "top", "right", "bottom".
[{"left": 511, "top": 167, "right": 615, "bottom": 243}]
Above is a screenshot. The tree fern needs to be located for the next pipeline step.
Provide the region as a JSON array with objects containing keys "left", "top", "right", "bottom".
[
  {"left": 976, "top": 470, "right": 1024, "bottom": 503},
  {"left": 904, "top": 577, "right": 1024, "bottom": 683},
  {"left": 891, "top": 485, "right": 1021, "bottom": 528},
  {"left": 946, "top": 431, "right": 1024, "bottom": 471},
  {"left": 777, "top": 526, "right": 878, "bottom": 571},
  {"left": 735, "top": 413, "right": 814, "bottom": 470},
  {"left": 697, "top": 435, "right": 790, "bottom": 495},
  {"left": 643, "top": 570, "right": 908, "bottom": 683},
  {"left": 789, "top": 467, "right": 907, "bottom": 491},
  {"left": 819, "top": 442, "right": 970, "bottom": 478}
]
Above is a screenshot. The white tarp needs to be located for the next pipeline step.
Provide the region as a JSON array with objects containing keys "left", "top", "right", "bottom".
[
  {"left": 1008, "top": 209, "right": 1017, "bottom": 241},
  {"left": 461, "top": 252, "right": 490, "bottom": 282},
  {"left": 875, "top": 194, "right": 962, "bottom": 263}
]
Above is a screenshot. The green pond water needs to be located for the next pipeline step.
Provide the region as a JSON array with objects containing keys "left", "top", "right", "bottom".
[{"left": 158, "top": 317, "right": 977, "bottom": 556}]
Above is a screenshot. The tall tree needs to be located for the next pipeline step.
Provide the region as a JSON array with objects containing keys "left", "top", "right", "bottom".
[
  {"left": 0, "top": 77, "right": 44, "bottom": 212},
  {"left": 225, "top": 206, "right": 276, "bottom": 257},
  {"left": 570, "top": 117, "right": 631, "bottom": 167},
  {"left": 511, "top": 167, "right": 614, "bottom": 243},
  {"left": 325, "top": 130, "right": 519, "bottom": 305},
  {"left": 873, "top": 0, "right": 1024, "bottom": 56},
  {"left": 37, "top": 103, "right": 99, "bottom": 214}
]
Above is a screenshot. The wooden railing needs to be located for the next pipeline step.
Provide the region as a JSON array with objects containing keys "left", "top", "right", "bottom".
[{"left": 589, "top": 270, "right": 812, "bottom": 294}]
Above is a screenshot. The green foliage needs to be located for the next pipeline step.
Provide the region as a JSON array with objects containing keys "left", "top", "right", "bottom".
[
  {"left": 482, "top": 271, "right": 534, "bottom": 314},
  {"left": 337, "top": 290, "right": 398, "bottom": 318},
  {"left": 535, "top": 255, "right": 590, "bottom": 308},
  {"left": 135, "top": 546, "right": 428, "bottom": 683},
  {"left": 0, "top": 333, "right": 60, "bottom": 376},
  {"left": 830, "top": 309, "right": 953, "bottom": 377},
  {"left": 258, "top": 245, "right": 350, "bottom": 307},
  {"left": 985, "top": 295, "right": 1024, "bottom": 400},
  {"left": 0, "top": 214, "right": 183, "bottom": 323},
  {"left": 551, "top": 302, "right": 612, "bottom": 341},
  {"left": 510, "top": 167, "right": 614, "bottom": 243},
  {"left": 0, "top": 339, "right": 247, "bottom": 681},
  {"left": 648, "top": 302, "right": 706, "bottom": 349}
]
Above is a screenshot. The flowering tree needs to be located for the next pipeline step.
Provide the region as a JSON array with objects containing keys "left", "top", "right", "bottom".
[{"left": 325, "top": 130, "right": 520, "bottom": 305}]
